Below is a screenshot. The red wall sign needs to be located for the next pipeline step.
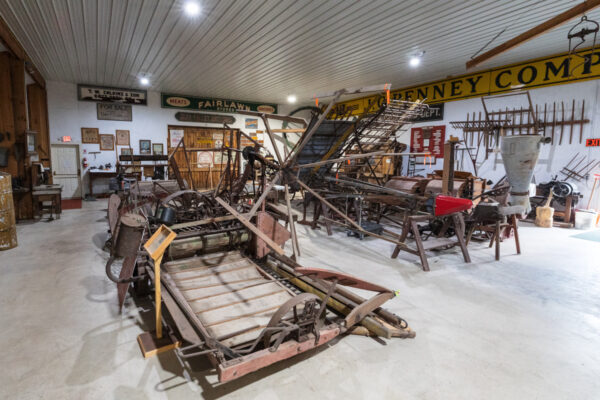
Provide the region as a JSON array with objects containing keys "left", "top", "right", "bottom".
[
  {"left": 410, "top": 125, "right": 446, "bottom": 158},
  {"left": 586, "top": 138, "right": 600, "bottom": 146}
]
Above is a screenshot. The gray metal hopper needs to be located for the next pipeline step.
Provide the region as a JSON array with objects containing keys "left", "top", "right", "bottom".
[{"left": 500, "top": 135, "right": 544, "bottom": 213}]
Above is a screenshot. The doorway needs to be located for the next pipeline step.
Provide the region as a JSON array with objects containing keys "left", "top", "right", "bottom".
[{"left": 50, "top": 144, "right": 82, "bottom": 200}]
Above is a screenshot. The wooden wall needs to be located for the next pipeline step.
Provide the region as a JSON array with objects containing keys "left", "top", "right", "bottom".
[
  {"left": 0, "top": 52, "right": 16, "bottom": 175},
  {"left": 27, "top": 83, "right": 51, "bottom": 167},
  {"left": 167, "top": 125, "right": 240, "bottom": 190},
  {"left": 0, "top": 51, "right": 50, "bottom": 219}
]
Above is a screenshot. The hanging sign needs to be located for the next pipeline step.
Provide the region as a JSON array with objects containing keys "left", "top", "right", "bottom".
[
  {"left": 197, "top": 152, "right": 213, "bottom": 168},
  {"left": 410, "top": 125, "right": 446, "bottom": 158},
  {"left": 97, "top": 103, "right": 133, "bottom": 121},
  {"left": 78, "top": 84, "right": 147, "bottom": 105},
  {"left": 329, "top": 46, "right": 600, "bottom": 118},
  {"left": 413, "top": 103, "right": 444, "bottom": 122},
  {"left": 161, "top": 93, "right": 278, "bottom": 114},
  {"left": 169, "top": 129, "right": 184, "bottom": 148},
  {"left": 175, "top": 112, "right": 236, "bottom": 124},
  {"left": 245, "top": 118, "right": 259, "bottom": 129}
]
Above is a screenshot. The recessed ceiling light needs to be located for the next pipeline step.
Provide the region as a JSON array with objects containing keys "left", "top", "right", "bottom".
[
  {"left": 409, "top": 51, "right": 425, "bottom": 68},
  {"left": 287, "top": 94, "right": 297, "bottom": 104},
  {"left": 139, "top": 77, "right": 150, "bottom": 86},
  {"left": 184, "top": 1, "right": 201, "bottom": 16},
  {"left": 409, "top": 56, "right": 421, "bottom": 67}
]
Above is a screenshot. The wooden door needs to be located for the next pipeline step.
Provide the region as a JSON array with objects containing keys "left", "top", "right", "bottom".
[
  {"left": 51, "top": 144, "right": 82, "bottom": 199},
  {"left": 167, "top": 126, "right": 239, "bottom": 190}
]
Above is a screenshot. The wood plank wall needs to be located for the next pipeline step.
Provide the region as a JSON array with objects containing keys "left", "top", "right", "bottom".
[
  {"left": 0, "top": 51, "right": 51, "bottom": 219},
  {"left": 27, "top": 83, "right": 51, "bottom": 167},
  {"left": 167, "top": 125, "right": 240, "bottom": 190},
  {"left": 0, "top": 52, "right": 16, "bottom": 175}
]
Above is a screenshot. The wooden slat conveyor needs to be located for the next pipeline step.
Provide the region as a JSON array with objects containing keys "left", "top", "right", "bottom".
[{"left": 162, "top": 251, "right": 299, "bottom": 348}]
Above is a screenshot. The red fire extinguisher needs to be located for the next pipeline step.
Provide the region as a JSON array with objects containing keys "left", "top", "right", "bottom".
[{"left": 82, "top": 157, "right": 88, "bottom": 168}]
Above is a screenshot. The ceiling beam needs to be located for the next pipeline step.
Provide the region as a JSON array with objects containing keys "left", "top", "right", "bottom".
[
  {"left": 0, "top": 15, "right": 45, "bottom": 88},
  {"left": 466, "top": 0, "right": 600, "bottom": 70}
]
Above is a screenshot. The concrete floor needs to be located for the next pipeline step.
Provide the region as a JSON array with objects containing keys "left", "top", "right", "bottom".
[{"left": 1, "top": 199, "right": 598, "bottom": 400}]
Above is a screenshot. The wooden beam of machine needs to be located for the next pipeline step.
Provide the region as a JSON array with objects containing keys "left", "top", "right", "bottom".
[
  {"left": 269, "top": 129, "right": 305, "bottom": 133},
  {"left": 215, "top": 197, "right": 285, "bottom": 256},
  {"left": 466, "top": 0, "right": 600, "bottom": 69},
  {"left": 294, "top": 151, "right": 384, "bottom": 169}
]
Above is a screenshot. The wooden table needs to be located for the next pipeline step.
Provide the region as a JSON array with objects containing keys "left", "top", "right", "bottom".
[
  {"left": 88, "top": 170, "right": 117, "bottom": 197},
  {"left": 32, "top": 184, "right": 62, "bottom": 219}
]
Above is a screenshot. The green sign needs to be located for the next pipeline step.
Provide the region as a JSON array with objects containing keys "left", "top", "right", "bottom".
[{"left": 161, "top": 93, "right": 278, "bottom": 114}]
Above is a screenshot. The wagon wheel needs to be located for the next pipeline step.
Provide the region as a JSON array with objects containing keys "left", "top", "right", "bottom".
[
  {"left": 262, "top": 293, "right": 324, "bottom": 350},
  {"left": 161, "top": 190, "right": 214, "bottom": 220}
]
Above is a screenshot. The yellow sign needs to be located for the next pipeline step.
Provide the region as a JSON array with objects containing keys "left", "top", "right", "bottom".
[{"left": 329, "top": 47, "right": 600, "bottom": 118}]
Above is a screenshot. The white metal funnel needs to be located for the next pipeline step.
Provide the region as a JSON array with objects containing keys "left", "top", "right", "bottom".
[{"left": 500, "top": 135, "right": 543, "bottom": 213}]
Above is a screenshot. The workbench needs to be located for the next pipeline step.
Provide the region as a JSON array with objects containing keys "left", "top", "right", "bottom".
[{"left": 88, "top": 170, "right": 117, "bottom": 198}]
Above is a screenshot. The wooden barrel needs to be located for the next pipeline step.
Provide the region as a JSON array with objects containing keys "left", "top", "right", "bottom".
[{"left": 0, "top": 172, "right": 17, "bottom": 250}]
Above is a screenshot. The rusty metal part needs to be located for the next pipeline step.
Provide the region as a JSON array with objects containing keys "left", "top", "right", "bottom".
[
  {"left": 113, "top": 213, "right": 146, "bottom": 258},
  {"left": 262, "top": 293, "right": 323, "bottom": 350},
  {"left": 294, "top": 267, "right": 391, "bottom": 293}
]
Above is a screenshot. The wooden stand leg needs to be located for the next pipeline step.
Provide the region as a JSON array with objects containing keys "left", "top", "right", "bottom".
[
  {"left": 465, "top": 225, "right": 475, "bottom": 245},
  {"left": 391, "top": 214, "right": 411, "bottom": 259},
  {"left": 512, "top": 215, "right": 521, "bottom": 255},
  {"left": 495, "top": 221, "right": 501, "bottom": 261},
  {"left": 453, "top": 214, "right": 471, "bottom": 263},
  {"left": 322, "top": 203, "right": 333, "bottom": 236},
  {"left": 311, "top": 202, "right": 320, "bottom": 230},
  {"left": 391, "top": 244, "right": 401, "bottom": 259},
  {"left": 488, "top": 230, "right": 496, "bottom": 248},
  {"left": 411, "top": 220, "right": 429, "bottom": 271},
  {"left": 155, "top": 254, "right": 163, "bottom": 338}
]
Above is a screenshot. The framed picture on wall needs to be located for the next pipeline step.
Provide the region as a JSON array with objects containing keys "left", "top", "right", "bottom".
[
  {"left": 120, "top": 147, "right": 132, "bottom": 156},
  {"left": 115, "top": 130, "right": 130, "bottom": 145},
  {"left": 99, "top": 134, "right": 115, "bottom": 151},
  {"left": 152, "top": 143, "right": 164, "bottom": 155},
  {"left": 139, "top": 140, "right": 151, "bottom": 155},
  {"left": 81, "top": 127, "right": 99, "bottom": 144}
]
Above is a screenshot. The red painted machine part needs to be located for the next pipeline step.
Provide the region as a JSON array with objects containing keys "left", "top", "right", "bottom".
[{"left": 434, "top": 195, "right": 473, "bottom": 216}]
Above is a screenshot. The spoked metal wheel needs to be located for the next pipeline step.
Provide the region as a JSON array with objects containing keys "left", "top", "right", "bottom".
[
  {"left": 161, "top": 190, "right": 216, "bottom": 221},
  {"left": 262, "top": 293, "right": 325, "bottom": 350}
]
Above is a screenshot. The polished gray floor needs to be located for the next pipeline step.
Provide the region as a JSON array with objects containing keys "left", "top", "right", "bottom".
[{"left": 1, "top": 199, "right": 598, "bottom": 399}]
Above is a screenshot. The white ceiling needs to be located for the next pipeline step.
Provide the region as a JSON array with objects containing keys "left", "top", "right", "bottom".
[{"left": 1, "top": 0, "right": 599, "bottom": 104}]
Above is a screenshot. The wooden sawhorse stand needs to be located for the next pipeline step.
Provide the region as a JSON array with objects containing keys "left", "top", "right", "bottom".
[{"left": 391, "top": 212, "right": 471, "bottom": 271}]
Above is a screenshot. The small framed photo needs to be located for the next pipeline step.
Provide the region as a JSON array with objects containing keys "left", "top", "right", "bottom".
[
  {"left": 152, "top": 143, "right": 164, "bottom": 155},
  {"left": 81, "top": 127, "right": 99, "bottom": 144},
  {"left": 120, "top": 147, "right": 132, "bottom": 156},
  {"left": 115, "top": 129, "right": 130, "bottom": 146},
  {"left": 139, "top": 139, "right": 151, "bottom": 155},
  {"left": 99, "top": 134, "right": 115, "bottom": 151}
]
